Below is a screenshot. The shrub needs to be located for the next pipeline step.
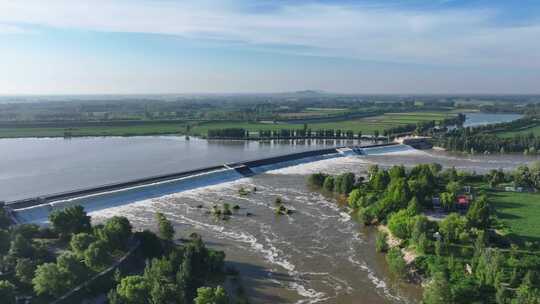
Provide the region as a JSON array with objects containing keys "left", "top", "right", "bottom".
[
  {"left": 388, "top": 210, "right": 413, "bottom": 240},
  {"left": 386, "top": 248, "right": 407, "bottom": 279},
  {"left": 49, "top": 205, "right": 91, "bottom": 238},
  {"left": 323, "top": 176, "right": 335, "bottom": 192},
  {"left": 307, "top": 173, "right": 327, "bottom": 188},
  {"left": 0, "top": 280, "right": 16, "bottom": 304},
  {"left": 375, "top": 231, "right": 388, "bottom": 252},
  {"left": 15, "top": 258, "right": 35, "bottom": 284}
]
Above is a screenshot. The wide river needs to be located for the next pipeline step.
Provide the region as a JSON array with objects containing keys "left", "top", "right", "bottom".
[{"left": 0, "top": 113, "right": 532, "bottom": 304}]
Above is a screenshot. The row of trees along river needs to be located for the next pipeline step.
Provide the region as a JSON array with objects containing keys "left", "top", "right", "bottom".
[
  {"left": 206, "top": 114, "right": 465, "bottom": 139},
  {"left": 435, "top": 116, "right": 540, "bottom": 154}
]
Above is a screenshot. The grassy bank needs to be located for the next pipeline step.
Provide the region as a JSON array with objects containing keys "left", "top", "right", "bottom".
[
  {"left": 490, "top": 189, "right": 540, "bottom": 243},
  {"left": 0, "top": 111, "right": 454, "bottom": 138}
]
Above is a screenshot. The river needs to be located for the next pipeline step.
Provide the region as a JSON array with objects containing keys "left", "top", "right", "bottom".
[{"left": 462, "top": 112, "right": 522, "bottom": 127}]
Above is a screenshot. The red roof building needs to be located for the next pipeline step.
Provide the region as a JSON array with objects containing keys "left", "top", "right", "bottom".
[{"left": 456, "top": 195, "right": 470, "bottom": 207}]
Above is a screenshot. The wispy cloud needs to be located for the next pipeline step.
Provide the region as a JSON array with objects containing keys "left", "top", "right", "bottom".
[
  {"left": 0, "top": 0, "right": 539, "bottom": 68},
  {"left": 0, "top": 23, "right": 32, "bottom": 34}
]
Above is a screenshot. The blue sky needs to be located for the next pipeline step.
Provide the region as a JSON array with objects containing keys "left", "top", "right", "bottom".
[{"left": 0, "top": 0, "right": 539, "bottom": 94}]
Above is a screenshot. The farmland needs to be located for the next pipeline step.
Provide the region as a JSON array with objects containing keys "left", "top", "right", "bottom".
[{"left": 0, "top": 112, "right": 455, "bottom": 138}]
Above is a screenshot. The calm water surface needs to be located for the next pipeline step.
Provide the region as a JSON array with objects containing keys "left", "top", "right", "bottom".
[
  {"left": 0, "top": 136, "right": 359, "bottom": 201},
  {"left": 463, "top": 112, "right": 522, "bottom": 127}
]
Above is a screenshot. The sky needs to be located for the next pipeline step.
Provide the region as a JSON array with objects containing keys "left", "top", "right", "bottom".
[{"left": 0, "top": 0, "right": 539, "bottom": 95}]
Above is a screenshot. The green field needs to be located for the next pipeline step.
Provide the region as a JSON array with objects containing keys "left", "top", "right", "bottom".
[
  {"left": 0, "top": 112, "right": 454, "bottom": 138},
  {"left": 497, "top": 124, "right": 540, "bottom": 138},
  {"left": 192, "top": 112, "right": 455, "bottom": 135},
  {"left": 490, "top": 190, "right": 540, "bottom": 242}
]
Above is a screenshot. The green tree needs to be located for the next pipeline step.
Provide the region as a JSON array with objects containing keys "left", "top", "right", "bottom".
[
  {"left": 116, "top": 275, "right": 149, "bottom": 304},
  {"left": 57, "top": 252, "right": 89, "bottom": 288},
  {"left": 33, "top": 263, "right": 68, "bottom": 297},
  {"left": 0, "top": 229, "right": 10, "bottom": 255},
  {"left": 371, "top": 170, "right": 390, "bottom": 192},
  {"left": 388, "top": 210, "right": 413, "bottom": 240},
  {"left": 70, "top": 232, "right": 96, "bottom": 257},
  {"left": 439, "top": 213, "right": 466, "bottom": 242},
  {"left": 348, "top": 189, "right": 362, "bottom": 209},
  {"left": 375, "top": 231, "right": 388, "bottom": 253},
  {"left": 0, "top": 280, "right": 16, "bottom": 304},
  {"left": 156, "top": 213, "right": 175, "bottom": 241},
  {"left": 467, "top": 196, "right": 490, "bottom": 229},
  {"left": 386, "top": 248, "right": 407, "bottom": 279},
  {"left": 15, "top": 258, "right": 35, "bottom": 284},
  {"left": 194, "top": 286, "right": 228, "bottom": 304},
  {"left": 307, "top": 173, "right": 327, "bottom": 188},
  {"left": 446, "top": 181, "right": 462, "bottom": 196},
  {"left": 336, "top": 172, "right": 355, "bottom": 194},
  {"left": 84, "top": 240, "right": 111, "bottom": 271},
  {"left": 440, "top": 192, "right": 456, "bottom": 211},
  {"left": 9, "top": 234, "right": 34, "bottom": 258},
  {"left": 514, "top": 165, "right": 532, "bottom": 188},
  {"left": 97, "top": 216, "right": 132, "bottom": 250},
  {"left": 323, "top": 176, "right": 335, "bottom": 192},
  {"left": 389, "top": 165, "right": 406, "bottom": 180},
  {"left": 422, "top": 272, "right": 452, "bottom": 304},
  {"left": 49, "top": 205, "right": 91, "bottom": 237}
]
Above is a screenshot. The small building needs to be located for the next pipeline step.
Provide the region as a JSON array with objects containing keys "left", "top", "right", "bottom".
[{"left": 456, "top": 195, "right": 470, "bottom": 209}]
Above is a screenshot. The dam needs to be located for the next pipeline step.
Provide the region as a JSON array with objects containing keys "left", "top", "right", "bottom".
[{"left": 4, "top": 142, "right": 414, "bottom": 224}]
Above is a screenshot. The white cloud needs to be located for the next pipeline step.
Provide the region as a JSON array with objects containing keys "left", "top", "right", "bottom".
[{"left": 0, "top": 0, "right": 539, "bottom": 68}]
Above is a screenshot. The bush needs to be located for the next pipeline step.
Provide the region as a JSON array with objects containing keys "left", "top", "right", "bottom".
[
  {"left": 15, "top": 258, "right": 35, "bottom": 284},
  {"left": 49, "top": 205, "right": 91, "bottom": 238},
  {"left": 375, "top": 231, "right": 388, "bottom": 252},
  {"left": 386, "top": 248, "right": 407, "bottom": 279},
  {"left": 323, "top": 176, "right": 335, "bottom": 192},
  {"left": 0, "top": 280, "right": 16, "bottom": 304},
  {"left": 307, "top": 173, "right": 327, "bottom": 188},
  {"left": 388, "top": 210, "right": 413, "bottom": 240},
  {"left": 84, "top": 240, "right": 111, "bottom": 271},
  {"left": 70, "top": 233, "right": 97, "bottom": 257}
]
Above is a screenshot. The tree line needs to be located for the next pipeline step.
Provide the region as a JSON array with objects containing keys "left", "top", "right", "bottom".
[
  {"left": 434, "top": 116, "right": 540, "bottom": 154},
  {"left": 0, "top": 206, "right": 232, "bottom": 304}
]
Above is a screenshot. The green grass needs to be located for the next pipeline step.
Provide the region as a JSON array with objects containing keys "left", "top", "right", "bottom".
[
  {"left": 0, "top": 112, "right": 455, "bottom": 138},
  {"left": 497, "top": 124, "right": 540, "bottom": 138},
  {"left": 490, "top": 190, "right": 540, "bottom": 242}
]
